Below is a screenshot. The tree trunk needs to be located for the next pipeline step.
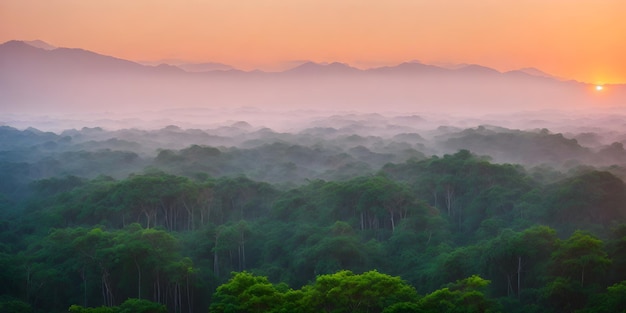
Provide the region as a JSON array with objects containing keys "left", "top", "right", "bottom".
[
  {"left": 517, "top": 256, "right": 522, "bottom": 299},
  {"left": 136, "top": 259, "right": 142, "bottom": 299},
  {"left": 445, "top": 186, "right": 454, "bottom": 216},
  {"left": 241, "top": 231, "right": 246, "bottom": 270},
  {"left": 581, "top": 264, "right": 585, "bottom": 288},
  {"left": 186, "top": 274, "right": 192, "bottom": 313},
  {"left": 360, "top": 211, "right": 364, "bottom": 231},
  {"left": 81, "top": 267, "right": 87, "bottom": 307},
  {"left": 214, "top": 233, "right": 220, "bottom": 278}
]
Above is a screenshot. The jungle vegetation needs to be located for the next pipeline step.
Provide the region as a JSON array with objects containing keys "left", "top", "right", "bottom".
[{"left": 2, "top": 118, "right": 626, "bottom": 313}]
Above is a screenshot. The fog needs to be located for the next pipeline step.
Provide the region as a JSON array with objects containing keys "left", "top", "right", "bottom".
[
  {"left": 4, "top": 107, "right": 626, "bottom": 190},
  {"left": 3, "top": 38, "right": 626, "bottom": 188}
]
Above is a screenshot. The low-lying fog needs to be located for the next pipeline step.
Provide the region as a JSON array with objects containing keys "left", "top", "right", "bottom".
[{"left": 3, "top": 107, "right": 626, "bottom": 190}]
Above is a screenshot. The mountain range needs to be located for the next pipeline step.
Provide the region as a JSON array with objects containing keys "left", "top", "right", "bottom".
[{"left": 1, "top": 40, "right": 624, "bottom": 115}]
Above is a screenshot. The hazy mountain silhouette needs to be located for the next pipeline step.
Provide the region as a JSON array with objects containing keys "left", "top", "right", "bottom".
[
  {"left": 1, "top": 40, "right": 624, "bottom": 115},
  {"left": 515, "top": 67, "right": 560, "bottom": 79},
  {"left": 367, "top": 62, "right": 449, "bottom": 75},
  {"left": 24, "top": 39, "right": 57, "bottom": 50},
  {"left": 455, "top": 64, "right": 501, "bottom": 75},
  {"left": 284, "top": 61, "right": 361, "bottom": 75},
  {"left": 177, "top": 62, "right": 234, "bottom": 72},
  {"left": 140, "top": 59, "right": 235, "bottom": 72}
]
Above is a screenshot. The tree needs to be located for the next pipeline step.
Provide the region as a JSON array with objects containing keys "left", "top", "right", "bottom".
[
  {"left": 209, "top": 272, "right": 284, "bottom": 313},
  {"left": 117, "top": 298, "right": 167, "bottom": 313},
  {"left": 543, "top": 231, "right": 611, "bottom": 312},
  {"left": 302, "top": 270, "right": 419, "bottom": 313},
  {"left": 0, "top": 296, "right": 33, "bottom": 313},
  {"left": 418, "top": 275, "right": 498, "bottom": 313},
  {"left": 68, "top": 298, "right": 166, "bottom": 313},
  {"left": 550, "top": 230, "right": 611, "bottom": 288},
  {"left": 578, "top": 280, "right": 626, "bottom": 313}
]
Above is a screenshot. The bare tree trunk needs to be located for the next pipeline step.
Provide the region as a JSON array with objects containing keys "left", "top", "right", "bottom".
[
  {"left": 581, "top": 264, "right": 586, "bottom": 288},
  {"left": 183, "top": 199, "right": 192, "bottom": 231},
  {"left": 238, "top": 246, "right": 242, "bottom": 271},
  {"left": 506, "top": 274, "right": 512, "bottom": 297},
  {"left": 241, "top": 231, "right": 246, "bottom": 270},
  {"left": 360, "top": 211, "right": 364, "bottom": 231},
  {"left": 445, "top": 186, "right": 454, "bottom": 216},
  {"left": 186, "top": 274, "right": 192, "bottom": 313},
  {"left": 214, "top": 233, "right": 220, "bottom": 278},
  {"left": 81, "top": 267, "right": 87, "bottom": 307},
  {"left": 177, "top": 283, "right": 182, "bottom": 313},
  {"left": 135, "top": 258, "right": 142, "bottom": 299},
  {"left": 101, "top": 268, "right": 114, "bottom": 307},
  {"left": 517, "top": 256, "right": 522, "bottom": 299}
]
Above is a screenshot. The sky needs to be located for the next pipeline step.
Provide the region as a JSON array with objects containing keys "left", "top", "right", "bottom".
[{"left": 1, "top": 0, "right": 625, "bottom": 84}]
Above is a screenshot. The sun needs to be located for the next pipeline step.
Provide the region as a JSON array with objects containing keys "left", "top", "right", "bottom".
[{"left": 595, "top": 85, "right": 604, "bottom": 91}]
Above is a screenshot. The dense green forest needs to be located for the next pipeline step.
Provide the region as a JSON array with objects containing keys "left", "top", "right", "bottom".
[{"left": 2, "top": 117, "right": 626, "bottom": 313}]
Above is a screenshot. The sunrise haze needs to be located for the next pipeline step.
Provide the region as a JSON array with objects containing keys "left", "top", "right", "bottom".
[{"left": 1, "top": 0, "right": 625, "bottom": 84}]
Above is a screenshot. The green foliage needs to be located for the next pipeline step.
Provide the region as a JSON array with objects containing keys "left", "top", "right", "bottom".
[
  {"left": 4, "top": 123, "right": 626, "bottom": 313},
  {"left": 117, "top": 298, "right": 167, "bottom": 313},
  {"left": 419, "top": 275, "right": 497, "bottom": 313},
  {"left": 210, "top": 270, "right": 419, "bottom": 313},
  {"left": 542, "top": 231, "right": 612, "bottom": 312},
  {"left": 579, "top": 280, "right": 626, "bottom": 313},
  {"left": 303, "top": 270, "right": 419, "bottom": 313},
  {"left": 68, "top": 298, "right": 165, "bottom": 313},
  {"left": 68, "top": 304, "right": 115, "bottom": 313},
  {"left": 210, "top": 272, "right": 285, "bottom": 313},
  {"left": 0, "top": 297, "right": 33, "bottom": 313},
  {"left": 550, "top": 231, "right": 611, "bottom": 288},
  {"left": 544, "top": 171, "right": 626, "bottom": 227}
]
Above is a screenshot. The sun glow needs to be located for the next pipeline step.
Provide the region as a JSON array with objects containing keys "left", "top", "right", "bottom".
[{"left": 596, "top": 85, "right": 604, "bottom": 91}]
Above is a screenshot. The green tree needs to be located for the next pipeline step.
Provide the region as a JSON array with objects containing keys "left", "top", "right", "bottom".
[
  {"left": 209, "top": 272, "right": 284, "bottom": 313},
  {"left": 543, "top": 231, "right": 611, "bottom": 312},
  {"left": 0, "top": 296, "right": 33, "bottom": 313},
  {"left": 550, "top": 230, "right": 611, "bottom": 288},
  {"left": 302, "top": 270, "right": 418, "bottom": 313},
  {"left": 418, "top": 275, "right": 498, "bottom": 313},
  {"left": 579, "top": 280, "right": 626, "bottom": 313}
]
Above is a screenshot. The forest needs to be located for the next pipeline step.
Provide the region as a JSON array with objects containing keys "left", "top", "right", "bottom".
[{"left": 2, "top": 113, "right": 626, "bottom": 313}]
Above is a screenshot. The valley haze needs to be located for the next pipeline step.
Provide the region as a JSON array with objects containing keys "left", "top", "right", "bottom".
[
  {"left": 1, "top": 40, "right": 625, "bottom": 126},
  {"left": 2, "top": 39, "right": 626, "bottom": 174}
]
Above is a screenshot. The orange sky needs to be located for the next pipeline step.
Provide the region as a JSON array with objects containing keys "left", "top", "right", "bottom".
[{"left": 1, "top": 0, "right": 625, "bottom": 83}]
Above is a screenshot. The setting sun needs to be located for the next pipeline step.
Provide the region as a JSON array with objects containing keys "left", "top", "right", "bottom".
[{"left": 596, "top": 85, "right": 604, "bottom": 91}]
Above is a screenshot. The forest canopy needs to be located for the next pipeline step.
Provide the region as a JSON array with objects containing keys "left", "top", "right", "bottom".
[{"left": 2, "top": 115, "right": 626, "bottom": 313}]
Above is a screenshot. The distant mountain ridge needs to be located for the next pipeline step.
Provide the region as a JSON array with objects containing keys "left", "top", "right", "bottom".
[
  {"left": 1, "top": 39, "right": 624, "bottom": 115},
  {"left": 2, "top": 40, "right": 566, "bottom": 78},
  {"left": 24, "top": 39, "right": 57, "bottom": 50}
]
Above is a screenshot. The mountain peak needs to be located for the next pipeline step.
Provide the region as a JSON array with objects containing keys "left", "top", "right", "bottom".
[
  {"left": 286, "top": 61, "right": 359, "bottom": 74},
  {"left": 367, "top": 62, "right": 449, "bottom": 75},
  {"left": 24, "top": 40, "right": 57, "bottom": 50},
  {"left": 456, "top": 64, "right": 500, "bottom": 75},
  {"left": 516, "top": 67, "right": 557, "bottom": 79},
  {"left": 1, "top": 40, "right": 33, "bottom": 48},
  {"left": 0, "top": 40, "right": 46, "bottom": 55}
]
